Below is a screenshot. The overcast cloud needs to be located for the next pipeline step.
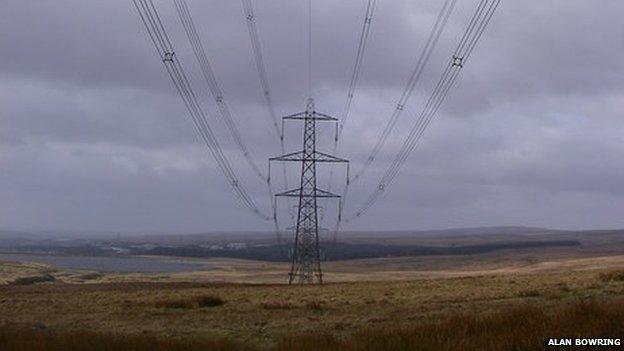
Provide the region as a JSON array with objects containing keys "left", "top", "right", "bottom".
[{"left": 1, "top": 0, "right": 623, "bottom": 233}]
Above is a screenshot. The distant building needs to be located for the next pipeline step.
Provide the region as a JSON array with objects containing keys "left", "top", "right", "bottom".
[{"left": 225, "top": 242, "right": 247, "bottom": 250}]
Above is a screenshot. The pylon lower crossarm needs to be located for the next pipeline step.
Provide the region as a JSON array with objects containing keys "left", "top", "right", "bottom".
[
  {"left": 270, "top": 150, "right": 348, "bottom": 163},
  {"left": 282, "top": 111, "right": 337, "bottom": 121},
  {"left": 276, "top": 188, "right": 340, "bottom": 198}
]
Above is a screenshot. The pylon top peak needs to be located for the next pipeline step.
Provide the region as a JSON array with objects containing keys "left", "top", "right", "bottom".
[{"left": 306, "top": 97, "right": 315, "bottom": 111}]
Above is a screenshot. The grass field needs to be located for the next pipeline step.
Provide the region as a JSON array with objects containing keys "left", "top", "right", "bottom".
[
  {"left": 1, "top": 299, "right": 623, "bottom": 350},
  {"left": 1, "top": 255, "right": 623, "bottom": 350}
]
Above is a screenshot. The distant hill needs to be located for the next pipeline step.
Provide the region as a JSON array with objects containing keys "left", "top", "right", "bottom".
[
  {"left": 0, "top": 230, "right": 35, "bottom": 239},
  {"left": 338, "top": 226, "right": 553, "bottom": 238},
  {"left": 2, "top": 226, "right": 622, "bottom": 248},
  {"left": 115, "top": 226, "right": 554, "bottom": 245},
  {"left": 141, "top": 239, "right": 581, "bottom": 262}
]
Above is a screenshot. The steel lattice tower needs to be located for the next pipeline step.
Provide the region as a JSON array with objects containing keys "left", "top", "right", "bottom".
[{"left": 270, "top": 98, "right": 348, "bottom": 284}]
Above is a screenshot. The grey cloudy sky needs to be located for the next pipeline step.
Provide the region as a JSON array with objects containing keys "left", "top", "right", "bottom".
[{"left": 1, "top": 0, "right": 623, "bottom": 233}]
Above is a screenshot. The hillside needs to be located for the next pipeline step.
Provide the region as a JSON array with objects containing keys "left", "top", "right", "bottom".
[{"left": 0, "top": 262, "right": 623, "bottom": 350}]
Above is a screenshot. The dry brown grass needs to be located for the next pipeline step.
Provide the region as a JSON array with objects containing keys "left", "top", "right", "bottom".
[
  {"left": 598, "top": 270, "right": 624, "bottom": 282},
  {"left": 152, "top": 299, "right": 195, "bottom": 309},
  {"left": 152, "top": 294, "right": 224, "bottom": 309},
  {"left": 1, "top": 298, "right": 623, "bottom": 351},
  {"left": 3, "top": 254, "right": 624, "bottom": 285},
  {"left": 1, "top": 268, "right": 623, "bottom": 343},
  {"left": 9, "top": 274, "right": 55, "bottom": 286},
  {"left": 516, "top": 289, "right": 541, "bottom": 298},
  {"left": 1, "top": 258, "right": 623, "bottom": 349},
  {"left": 0, "top": 327, "right": 250, "bottom": 351},
  {"left": 196, "top": 295, "right": 224, "bottom": 307},
  {"left": 261, "top": 300, "right": 294, "bottom": 310},
  {"left": 274, "top": 299, "right": 624, "bottom": 351},
  {"left": 305, "top": 299, "right": 323, "bottom": 311}
]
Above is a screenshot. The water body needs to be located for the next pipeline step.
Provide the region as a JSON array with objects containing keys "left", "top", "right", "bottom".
[{"left": 0, "top": 253, "right": 211, "bottom": 273}]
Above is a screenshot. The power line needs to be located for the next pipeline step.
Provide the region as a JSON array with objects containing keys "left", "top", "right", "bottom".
[
  {"left": 337, "top": 0, "right": 377, "bottom": 143},
  {"left": 349, "top": 0, "right": 457, "bottom": 184},
  {"left": 174, "top": 0, "right": 287, "bottom": 250},
  {"left": 344, "top": 0, "right": 502, "bottom": 222},
  {"left": 241, "top": 0, "right": 296, "bottom": 223},
  {"left": 323, "top": 0, "right": 377, "bottom": 224},
  {"left": 133, "top": 0, "right": 271, "bottom": 221},
  {"left": 308, "top": 0, "right": 313, "bottom": 97},
  {"left": 173, "top": 0, "right": 265, "bottom": 180},
  {"left": 241, "top": 0, "right": 283, "bottom": 142},
  {"left": 175, "top": 0, "right": 288, "bottom": 249},
  {"left": 133, "top": 0, "right": 501, "bottom": 231}
]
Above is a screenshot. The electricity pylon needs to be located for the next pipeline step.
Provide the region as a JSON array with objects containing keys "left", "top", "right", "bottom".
[{"left": 270, "top": 98, "right": 348, "bottom": 284}]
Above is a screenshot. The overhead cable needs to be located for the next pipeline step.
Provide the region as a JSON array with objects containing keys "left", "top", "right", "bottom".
[
  {"left": 345, "top": 0, "right": 501, "bottom": 222},
  {"left": 323, "top": 0, "right": 378, "bottom": 224},
  {"left": 241, "top": 0, "right": 296, "bottom": 223},
  {"left": 174, "top": 0, "right": 265, "bottom": 180},
  {"left": 349, "top": 0, "right": 457, "bottom": 184},
  {"left": 133, "top": 0, "right": 271, "bottom": 220}
]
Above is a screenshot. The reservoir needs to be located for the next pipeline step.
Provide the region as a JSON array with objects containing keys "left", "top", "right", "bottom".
[{"left": 0, "top": 253, "right": 211, "bottom": 273}]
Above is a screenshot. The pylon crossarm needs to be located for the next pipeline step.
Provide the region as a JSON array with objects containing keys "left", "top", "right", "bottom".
[
  {"left": 315, "top": 188, "right": 341, "bottom": 198},
  {"left": 270, "top": 150, "right": 304, "bottom": 162},
  {"left": 271, "top": 151, "right": 348, "bottom": 163},
  {"left": 287, "top": 226, "right": 330, "bottom": 231},
  {"left": 276, "top": 188, "right": 340, "bottom": 198},
  {"left": 282, "top": 111, "right": 307, "bottom": 120},
  {"left": 315, "top": 151, "right": 348, "bottom": 163},
  {"left": 282, "top": 111, "right": 337, "bottom": 121},
  {"left": 313, "top": 112, "right": 338, "bottom": 121},
  {"left": 275, "top": 188, "right": 302, "bottom": 197}
]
